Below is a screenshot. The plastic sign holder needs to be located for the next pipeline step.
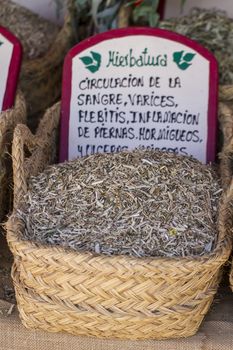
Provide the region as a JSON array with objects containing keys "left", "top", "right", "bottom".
[{"left": 60, "top": 27, "right": 218, "bottom": 164}]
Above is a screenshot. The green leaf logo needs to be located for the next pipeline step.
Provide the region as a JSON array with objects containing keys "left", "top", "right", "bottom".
[
  {"left": 80, "top": 56, "right": 93, "bottom": 65},
  {"left": 173, "top": 50, "right": 196, "bottom": 70},
  {"left": 183, "top": 53, "right": 195, "bottom": 62},
  {"left": 79, "top": 51, "right": 101, "bottom": 73}
]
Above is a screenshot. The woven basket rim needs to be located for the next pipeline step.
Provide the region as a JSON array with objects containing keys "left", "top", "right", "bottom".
[
  {"left": 7, "top": 205, "right": 232, "bottom": 268},
  {"left": 219, "top": 85, "right": 233, "bottom": 101},
  {"left": 0, "top": 90, "right": 24, "bottom": 112},
  {"left": 0, "top": 91, "right": 25, "bottom": 134}
]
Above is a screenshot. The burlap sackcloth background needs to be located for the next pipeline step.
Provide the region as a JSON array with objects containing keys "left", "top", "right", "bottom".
[{"left": 0, "top": 288, "right": 232, "bottom": 350}]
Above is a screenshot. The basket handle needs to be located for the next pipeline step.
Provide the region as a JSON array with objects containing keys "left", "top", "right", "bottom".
[
  {"left": 219, "top": 102, "right": 233, "bottom": 146},
  {"left": 220, "top": 136, "right": 233, "bottom": 195},
  {"left": 12, "top": 102, "right": 61, "bottom": 210},
  {"left": 12, "top": 125, "right": 44, "bottom": 210},
  {"left": 219, "top": 100, "right": 233, "bottom": 195}
]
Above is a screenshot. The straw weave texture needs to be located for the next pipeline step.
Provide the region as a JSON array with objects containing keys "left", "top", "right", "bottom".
[
  {"left": 218, "top": 92, "right": 233, "bottom": 293},
  {"left": 219, "top": 88, "right": 233, "bottom": 159},
  {"left": 6, "top": 102, "right": 233, "bottom": 340},
  {"left": 1, "top": 294, "right": 233, "bottom": 350},
  {"left": 221, "top": 139, "right": 233, "bottom": 292},
  {"left": 0, "top": 91, "right": 26, "bottom": 221}
]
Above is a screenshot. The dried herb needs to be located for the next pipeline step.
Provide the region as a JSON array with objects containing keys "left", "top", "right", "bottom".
[
  {"left": 18, "top": 150, "right": 222, "bottom": 258},
  {"left": 159, "top": 8, "right": 233, "bottom": 85},
  {"left": 0, "top": 0, "right": 60, "bottom": 59}
]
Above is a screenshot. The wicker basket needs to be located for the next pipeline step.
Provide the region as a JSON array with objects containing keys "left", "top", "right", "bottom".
[
  {"left": 219, "top": 87, "right": 233, "bottom": 139},
  {"left": 19, "top": 0, "right": 76, "bottom": 129},
  {"left": 0, "top": 91, "right": 26, "bottom": 221},
  {"left": 5, "top": 101, "right": 233, "bottom": 340},
  {"left": 219, "top": 135, "right": 233, "bottom": 291},
  {"left": 218, "top": 102, "right": 233, "bottom": 291}
]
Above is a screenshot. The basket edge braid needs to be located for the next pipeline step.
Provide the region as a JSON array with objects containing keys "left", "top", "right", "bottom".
[{"left": 219, "top": 106, "right": 233, "bottom": 290}]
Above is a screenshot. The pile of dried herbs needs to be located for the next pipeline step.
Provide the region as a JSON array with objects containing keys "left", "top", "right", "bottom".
[
  {"left": 0, "top": 0, "right": 60, "bottom": 59},
  {"left": 18, "top": 150, "right": 222, "bottom": 258},
  {"left": 159, "top": 8, "right": 233, "bottom": 85}
]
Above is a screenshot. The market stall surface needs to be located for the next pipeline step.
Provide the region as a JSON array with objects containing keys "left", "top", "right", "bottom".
[{"left": 0, "top": 235, "right": 232, "bottom": 350}]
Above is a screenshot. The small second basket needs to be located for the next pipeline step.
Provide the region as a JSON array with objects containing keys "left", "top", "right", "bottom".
[{"left": 219, "top": 135, "right": 233, "bottom": 291}]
